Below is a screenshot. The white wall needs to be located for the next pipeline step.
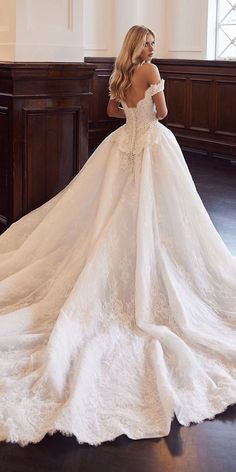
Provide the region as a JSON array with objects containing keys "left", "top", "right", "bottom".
[
  {"left": 0, "top": 0, "right": 216, "bottom": 62},
  {"left": 84, "top": 0, "right": 216, "bottom": 60},
  {"left": 113, "top": 0, "right": 141, "bottom": 56},
  {"left": 165, "top": 0, "right": 212, "bottom": 59},
  {"left": 136, "top": 0, "right": 166, "bottom": 58},
  {"left": 83, "top": 0, "right": 114, "bottom": 57},
  {"left": 83, "top": 0, "right": 167, "bottom": 59},
  {"left": 0, "top": 0, "right": 84, "bottom": 61}
]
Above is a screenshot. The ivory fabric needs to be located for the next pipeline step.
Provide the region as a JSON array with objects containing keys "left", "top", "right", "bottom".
[{"left": 0, "top": 80, "right": 236, "bottom": 446}]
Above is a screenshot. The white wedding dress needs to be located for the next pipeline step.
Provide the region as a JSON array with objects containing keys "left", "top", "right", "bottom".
[{"left": 0, "top": 80, "right": 236, "bottom": 447}]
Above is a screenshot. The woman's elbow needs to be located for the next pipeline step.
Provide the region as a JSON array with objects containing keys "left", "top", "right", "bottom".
[
  {"left": 107, "top": 100, "right": 118, "bottom": 118},
  {"left": 107, "top": 104, "right": 113, "bottom": 117},
  {"left": 157, "top": 107, "right": 168, "bottom": 120}
]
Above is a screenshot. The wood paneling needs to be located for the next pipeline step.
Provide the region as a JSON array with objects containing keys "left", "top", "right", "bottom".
[
  {"left": 0, "top": 62, "right": 95, "bottom": 232},
  {"left": 189, "top": 79, "right": 211, "bottom": 132},
  {"left": 154, "top": 59, "right": 236, "bottom": 163},
  {"left": 85, "top": 58, "right": 236, "bottom": 163},
  {"left": 85, "top": 58, "right": 124, "bottom": 154},
  {"left": 164, "top": 77, "right": 187, "bottom": 128},
  {"left": 1, "top": 59, "right": 234, "bottom": 232},
  {"left": 215, "top": 81, "right": 236, "bottom": 136},
  {"left": 23, "top": 108, "right": 80, "bottom": 213}
]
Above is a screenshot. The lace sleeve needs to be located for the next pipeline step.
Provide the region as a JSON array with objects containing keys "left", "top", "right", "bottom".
[{"left": 149, "top": 79, "right": 165, "bottom": 96}]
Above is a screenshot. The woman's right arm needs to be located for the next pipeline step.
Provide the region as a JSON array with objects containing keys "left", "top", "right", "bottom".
[{"left": 107, "top": 99, "right": 126, "bottom": 119}]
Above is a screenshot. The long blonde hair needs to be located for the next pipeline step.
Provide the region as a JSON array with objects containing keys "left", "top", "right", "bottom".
[{"left": 109, "top": 25, "right": 155, "bottom": 102}]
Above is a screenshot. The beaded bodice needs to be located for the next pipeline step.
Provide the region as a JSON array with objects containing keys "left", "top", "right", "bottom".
[{"left": 112, "top": 79, "right": 165, "bottom": 157}]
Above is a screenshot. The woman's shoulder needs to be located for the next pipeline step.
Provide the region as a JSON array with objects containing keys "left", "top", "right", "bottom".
[
  {"left": 139, "top": 63, "right": 161, "bottom": 83},
  {"left": 141, "top": 62, "right": 159, "bottom": 71}
]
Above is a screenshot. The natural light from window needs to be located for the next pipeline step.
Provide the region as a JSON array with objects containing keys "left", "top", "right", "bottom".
[{"left": 216, "top": 0, "right": 236, "bottom": 59}]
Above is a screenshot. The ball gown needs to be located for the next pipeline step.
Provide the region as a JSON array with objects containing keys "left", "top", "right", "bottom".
[{"left": 0, "top": 80, "right": 236, "bottom": 446}]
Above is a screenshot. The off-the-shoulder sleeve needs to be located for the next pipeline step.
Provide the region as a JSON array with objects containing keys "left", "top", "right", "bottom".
[{"left": 149, "top": 79, "right": 165, "bottom": 96}]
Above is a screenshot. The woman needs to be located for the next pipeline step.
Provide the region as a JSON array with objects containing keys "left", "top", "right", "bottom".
[
  {"left": 0, "top": 25, "right": 235, "bottom": 447},
  {"left": 107, "top": 26, "right": 167, "bottom": 121}
]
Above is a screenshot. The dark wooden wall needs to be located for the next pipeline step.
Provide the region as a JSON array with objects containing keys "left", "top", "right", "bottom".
[
  {"left": 0, "top": 63, "right": 95, "bottom": 232},
  {"left": 85, "top": 58, "right": 236, "bottom": 163},
  {"left": 85, "top": 58, "right": 121, "bottom": 154},
  {"left": 1, "top": 59, "right": 235, "bottom": 233}
]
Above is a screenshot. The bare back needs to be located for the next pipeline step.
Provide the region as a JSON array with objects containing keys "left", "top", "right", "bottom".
[
  {"left": 124, "top": 64, "right": 151, "bottom": 108},
  {"left": 123, "top": 63, "right": 167, "bottom": 120},
  {"left": 107, "top": 62, "right": 168, "bottom": 121}
]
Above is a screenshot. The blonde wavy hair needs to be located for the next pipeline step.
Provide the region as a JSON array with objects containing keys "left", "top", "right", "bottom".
[{"left": 109, "top": 25, "right": 155, "bottom": 102}]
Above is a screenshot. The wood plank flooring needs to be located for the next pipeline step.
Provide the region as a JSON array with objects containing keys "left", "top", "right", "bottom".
[{"left": 0, "top": 155, "right": 236, "bottom": 472}]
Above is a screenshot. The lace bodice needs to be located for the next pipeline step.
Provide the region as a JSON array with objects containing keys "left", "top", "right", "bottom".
[{"left": 112, "top": 79, "right": 165, "bottom": 157}]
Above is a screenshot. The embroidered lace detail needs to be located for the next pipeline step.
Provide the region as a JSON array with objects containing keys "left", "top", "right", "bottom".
[
  {"left": 112, "top": 80, "right": 165, "bottom": 163},
  {"left": 0, "top": 75, "right": 236, "bottom": 447}
]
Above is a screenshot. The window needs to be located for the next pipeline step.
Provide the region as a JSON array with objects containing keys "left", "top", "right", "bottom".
[{"left": 216, "top": 0, "right": 236, "bottom": 59}]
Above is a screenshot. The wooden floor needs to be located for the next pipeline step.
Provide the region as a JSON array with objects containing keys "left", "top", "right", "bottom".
[{"left": 1, "top": 155, "right": 236, "bottom": 472}]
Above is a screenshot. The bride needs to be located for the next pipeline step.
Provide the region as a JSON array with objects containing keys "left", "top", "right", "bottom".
[{"left": 0, "top": 25, "right": 235, "bottom": 447}]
